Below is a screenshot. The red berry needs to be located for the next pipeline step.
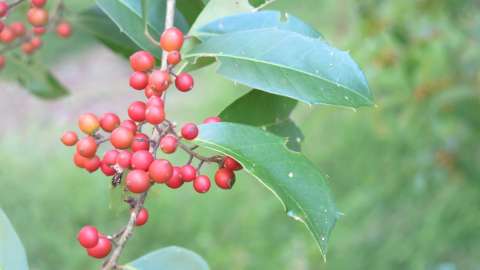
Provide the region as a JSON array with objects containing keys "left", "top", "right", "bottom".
[
  {"left": 117, "top": 150, "right": 132, "bottom": 169},
  {"left": 84, "top": 156, "right": 101, "bottom": 173},
  {"left": 181, "top": 123, "right": 198, "bottom": 140},
  {"left": 129, "top": 71, "right": 149, "bottom": 90},
  {"left": 0, "top": 2, "right": 8, "bottom": 17},
  {"left": 130, "top": 51, "right": 155, "bottom": 72},
  {"left": 10, "top": 22, "right": 26, "bottom": 37},
  {"left": 120, "top": 119, "right": 137, "bottom": 133},
  {"left": 99, "top": 112, "right": 120, "bottom": 132},
  {"left": 175, "top": 73, "right": 194, "bottom": 92},
  {"left": 149, "top": 159, "right": 173, "bottom": 183},
  {"left": 203, "top": 116, "right": 222, "bottom": 124},
  {"left": 166, "top": 167, "right": 183, "bottom": 189},
  {"left": 146, "top": 96, "right": 164, "bottom": 108},
  {"left": 87, "top": 237, "right": 112, "bottom": 259},
  {"left": 73, "top": 152, "right": 89, "bottom": 168},
  {"left": 0, "top": 27, "right": 16, "bottom": 44},
  {"left": 27, "top": 8, "right": 49, "bottom": 27},
  {"left": 126, "top": 170, "right": 151, "bottom": 193},
  {"left": 76, "top": 136, "right": 97, "bottom": 158},
  {"left": 144, "top": 85, "right": 160, "bottom": 98},
  {"left": 131, "top": 150, "right": 153, "bottom": 171},
  {"left": 145, "top": 105, "right": 165, "bottom": 125},
  {"left": 33, "top": 26, "right": 46, "bottom": 35},
  {"left": 128, "top": 101, "right": 147, "bottom": 122},
  {"left": 100, "top": 162, "right": 116, "bottom": 176},
  {"left": 30, "top": 37, "right": 42, "bottom": 49},
  {"left": 193, "top": 175, "right": 211, "bottom": 193},
  {"left": 110, "top": 127, "right": 134, "bottom": 149},
  {"left": 167, "top": 51, "right": 181, "bottom": 65},
  {"left": 61, "top": 131, "right": 78, "bottom": 146},
  {"left": 31, "top": 0, "right": 47, "bottom": 8},
  {"left": 78, "top": 113, "right": 100, "bottom": 135},
  {"left": 180, "top": 165, "right": 196, "bottom": 182},
  {"left": 149, "top": 70, "right": 170, "bottom": 92},
  {"left": 160, "top": 27, "right": 184, "bottom": 52},
  {"left": 131, "top": 133, "right": 150, "bottom": 152},
  {"left": 223, "top": 156, "right": 242, "bottom": 171},
  {"left": 102, "top": 150, "right": 119, "bottom": 165},
  {"left": 77, "top": 225, "right": 99, "bottom": 248},
  {"left": 56, "top": 21, "right": 72, "bottom": 38},
  {"left": 21, "top": 42, "right": 35, "bottom": 55},
  {"left": 160, "top": 135, "right": 177, "bottom": 154},
  {"left": 135, "top": 208, "right": 149, "bottom": 226},
  {"left": 215, "top": 168, "right": 235, "bottom": 189}
]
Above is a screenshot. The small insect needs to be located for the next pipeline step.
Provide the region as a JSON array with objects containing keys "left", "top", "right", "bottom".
[{"left": 112, "top": 172, "right": 123, "bottom": 187}]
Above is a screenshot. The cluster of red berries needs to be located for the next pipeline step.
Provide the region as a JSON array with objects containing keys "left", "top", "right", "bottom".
[
  {"left": 62, "top": 27, "right": 243, "bottom": 259},
  {"left": 0, "top": 0, "right": 72, "bottom": 70}
]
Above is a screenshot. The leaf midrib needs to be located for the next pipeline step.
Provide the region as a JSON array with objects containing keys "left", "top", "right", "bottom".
[{"left": 186, "top": 43, "right": 373, "bottom": 105}]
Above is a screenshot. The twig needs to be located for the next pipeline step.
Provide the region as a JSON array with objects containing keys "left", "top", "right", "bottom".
[{"left": 101, "top": 1, "right": 177, "bottom": 269}]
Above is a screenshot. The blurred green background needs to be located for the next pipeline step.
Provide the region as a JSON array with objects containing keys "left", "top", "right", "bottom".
[{"left": 1, "top": 0, "right": 479, "bottom": 269}]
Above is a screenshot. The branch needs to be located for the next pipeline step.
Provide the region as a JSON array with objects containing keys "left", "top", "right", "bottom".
[
  {"left": 101, "top": 1, "right": 177, "bottom": 269},
  {"left": 101, "top": 192, "right": 149, "bottom": 270}
]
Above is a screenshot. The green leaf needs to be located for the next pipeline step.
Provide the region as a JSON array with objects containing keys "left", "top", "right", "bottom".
[
  {"left": 6, "top": 57, "right": 68, "bottom": 99},
  {"left": 195, "top": 123, "right": 338, "bottom": 259},
  {"left": 127, "top": 246, "right": 209, "bottom": 270},
  {"left": 186, "top": 28, "right": 373, "bottom": 107},
  {"left": 176, "top": 0, "right": 205, "bottom": 25},
  {"left": 196, "top": 11, "right": 322, "bottom": 40},
  {"left": 0, "top": 209, "right": 29, "bottom": 270},
  {"left": 96, "top": 0, "right": 190, "bottom": 58},
  {"left": 77, "top": 6, "right": 140, "bottom": 58},
  {"left": 219, "top": 90, "right": 303, "bottom": 151},
  {"left": 189, "top": 0, "right": 254, "bottom": 35}
]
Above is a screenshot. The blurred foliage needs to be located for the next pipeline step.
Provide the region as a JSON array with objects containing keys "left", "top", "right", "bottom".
[{"left": 1, "top": 0, "right": 479, "bottom": 270}]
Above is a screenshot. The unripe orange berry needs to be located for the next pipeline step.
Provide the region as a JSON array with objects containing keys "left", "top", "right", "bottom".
[{"left": 78, "top": 113, "right": 100, "bottom": 135}]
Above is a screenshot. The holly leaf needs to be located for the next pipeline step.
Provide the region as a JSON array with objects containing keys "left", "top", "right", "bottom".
[
  {"left": 189, "top": 0, "right": 254, "bottom": 35},
  {"left": 195, "top": 123, "right": 338, "bottom": 259},
  {"left": 219, "top": 90, "right": 303, "bottom": 151},
  {"left": 95, "top": 0, "right": 190, "bottom": 58},
  {"left": 0, "top": 209, "right": 29, "bottom": 270},
  {"left": 196, "top": 10, "right": 322, "bottom": 40},
  {"left": 77, "top": 6, "right": 140, "bottom": 58},
  {"left": 4, "top": 57, "right": 68, "bottom": 99},
  {"left": 186, "top": 28, "right": 373, "bottom": 107},
  {"left": 176, "top": 0, "right": 205, "bottom": 25},
  {"left": 126, "top": 246, "right": 209, "bottom": 270}
]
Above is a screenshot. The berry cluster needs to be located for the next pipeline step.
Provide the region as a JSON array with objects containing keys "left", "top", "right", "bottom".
[
  {"left": 61, "top": 27, "right": 242, "bottom": 259},
  {"left": 0, "top": 0, "right": 72, "bottom": 70}
]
